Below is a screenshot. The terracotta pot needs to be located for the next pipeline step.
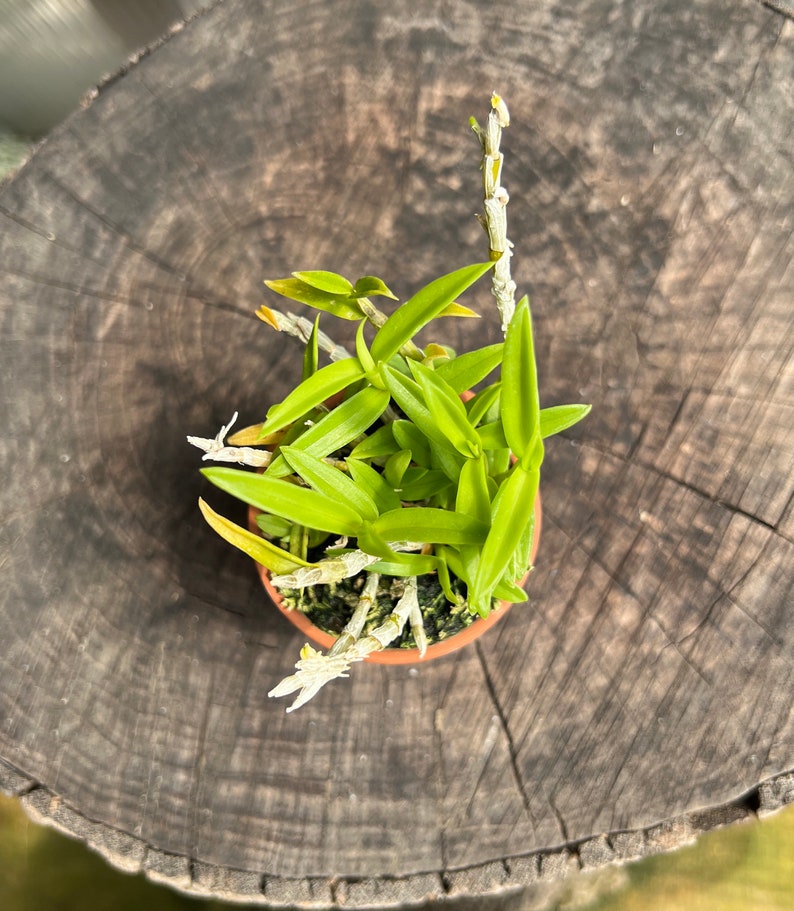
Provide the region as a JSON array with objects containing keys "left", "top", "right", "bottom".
[{"left": 248, "top": 492, "right": 541, "bottom": 664}]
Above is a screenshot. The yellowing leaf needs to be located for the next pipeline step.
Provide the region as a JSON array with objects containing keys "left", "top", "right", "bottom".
[
  {"left": 198, "top": 498, "right": 311, "bottom": 573},
  {"left": 264, "top": 278, "right": 362, "bottom": 320},
  {"left": 437, "top": 301, "right": 480, "bottom": 318},
  {"left": 255, "top": 304, "right": 281, "bottom": 330},
  {"left": 226, "top": 423, "right": 286, "bottom": 448}
]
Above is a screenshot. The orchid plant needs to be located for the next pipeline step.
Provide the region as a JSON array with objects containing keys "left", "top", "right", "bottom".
[{"left": 188, "top": 95, "right": 590, "bottom": 710}]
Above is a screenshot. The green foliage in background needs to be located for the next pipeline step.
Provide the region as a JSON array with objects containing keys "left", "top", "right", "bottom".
[
  {"left": 0, "top": 794, "right": 223, "bottom": 911},
  {"left": 576, "top": 807, "right": 794, "bottom": 911},
  {"left": 2, "top": 793, "right": 793, "bottom": 910}
]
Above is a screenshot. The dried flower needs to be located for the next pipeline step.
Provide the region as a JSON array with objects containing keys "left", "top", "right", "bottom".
[
  {"left": 268, "top": 644, "right": 360, "bottom": 713},
  {"left": 187, "top": 413, "right": 271, "bottom": 468}
]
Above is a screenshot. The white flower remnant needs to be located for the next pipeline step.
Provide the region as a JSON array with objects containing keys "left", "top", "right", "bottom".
[
  {"left": 267, "top": 644, "right": 360, "bottom": 713},
  {"left": 186, "top": 412, "right": 272, "bottom": 467}
]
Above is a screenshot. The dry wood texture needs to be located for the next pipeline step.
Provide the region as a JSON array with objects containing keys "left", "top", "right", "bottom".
[{"left": 1, "top": 0, "right": 792, "bottom": 906}]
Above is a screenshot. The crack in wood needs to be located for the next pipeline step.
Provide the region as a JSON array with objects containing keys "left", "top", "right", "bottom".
[
  {"left": 582, "top": 438, "right": 789, "bottom": 540},
  {"left": 475, "top": 642, "right": 534, "bottom": 823},
  {"left": 547, "top": 794, "right": 580, "bottom": 866},
  {"left": 41, "top": 163, "right": 193, "bottom": 282},
  {"left": 0, "top": 263, "right": 184, "bottom": 308},
  {"left": 760, "top": 0, "right": 794, "bottom": 20},
  {"left": 647, "top": 615, "right": 713, "bottom": 686}
]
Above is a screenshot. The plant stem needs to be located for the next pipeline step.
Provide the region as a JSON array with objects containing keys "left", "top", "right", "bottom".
[
  {"left": 261, "top": 307, "right": 352, "bottom": 360},
  {"left": 345, "top": 577, "right": 420, "bottom": 659},
  {"left": 328, "top": 572, "right": 381, "bottom": 656},
  {"left": 472, "top": 93, "right": 516, "bottom": 333}
]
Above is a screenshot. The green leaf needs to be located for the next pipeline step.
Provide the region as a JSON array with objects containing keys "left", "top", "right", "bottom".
[
  {"left": 397, "top": 468, "right": 451, "bottom": 503},
  {"left": 493, "top": 579, "right": 528, "bottom": 603},
  {"left": 435, "top": 343, "right": 504, "bottom": 394},
  {"left": 256, "top": 512, "right": 292, "bottom": 539},
  {"left": 259, "top": 357, "right": 365, "bottom": 438},
  {"left": 470, "top": 464, "right": 539, "bottom": 616},
  {"left": 380, "top": 365, "right": 462, "bottom": 479},
  {"left": 384, "top": 449, "right": 412, "bottom": 488},
  {"left": 354, "top": 318, "right": 384, "bottom": 388},
  {"left": 440, "top": 544, "right": 477, "bottom": 592},
  {"left": 540, "top": 403, "right": 592, "bottom": 438},
  {"left": 477, "top": 419, "right": 508, "bottom": 451},
  {"left": 426, "top": 439, "right": 465, "bottom": 486},
  {"left": 434, "top": 550, "right": 461, "bottom": 604},
  {"left": 202, "top": 467, "right": 362, "bottom": 537},
  {"left": 267, "top": 385, "right": 390, "bottom": 477},
  {"left": 348, "top": 423, "right": 398, "bottom": 460},
  {"left": 264, "top": 278, "right": 363, "bottom": 320},
  {"left": 355, "top": 523, "right": 399, "bottom": 559},
  {"left": 281, "top": 447, "right": 379, "bottom": 522},
  {"left": 392, "top": 420, "right": 432, "bottom": 467},
  {"left": 198, "top": 498, "right": 310, "bottom": 573},
  {"left": 373, "top": 507, "right": 488, "bottom": 546},
  {"left": 506, "top": 507, "right": 537, "bottom": 582},
  {"left": 501, "top": 295, "right": 542, "bottom": 467},
  {"left": 288, "top": 522, "right": 309, "bottom": 561},
  {"left": 302, "top": 316, "right": 320, "bottom": 381},
  {"left": 370, "top": 261, "right": 493, "bottom": 363},
  {"left": 292, "top": 270, "right": 354, "bottom": 295},
  {"left": 368, "top": 553, "right": 440, "bottom": 576},
  {"left": 380, "top": 364, "right": 429, "bottom": 423},
  {"left": 353, "top": 276, "right": 398, "bottom": 300},
  {"left": 347, "top": 459, "right": 401, "bottom": 513},
  {"left": 465, "top": 381, "right": 501, "bottom": 427},
  {"left": 407, "top": 359, "right": 481, "bottom": 458},
  {"left": 487, "top": 447, "right": 511, "bottom": 478},
  {"left": 455, "top": 454, "right": 491, "bottom": 524}
]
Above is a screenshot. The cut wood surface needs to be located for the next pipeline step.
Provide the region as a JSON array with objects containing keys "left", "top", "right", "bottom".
[{"left": 1, "top": 0, "right": 792, "bottom": 906}]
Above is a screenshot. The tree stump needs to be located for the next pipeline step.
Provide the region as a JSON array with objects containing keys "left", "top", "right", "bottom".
[{"left": 1, "top": 0, "right": 792, "bottom": 906}]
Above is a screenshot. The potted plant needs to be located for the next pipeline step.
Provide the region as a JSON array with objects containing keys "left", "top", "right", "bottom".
[{"left": 188, "top": 95, "right": 590, "bottom": 711}]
